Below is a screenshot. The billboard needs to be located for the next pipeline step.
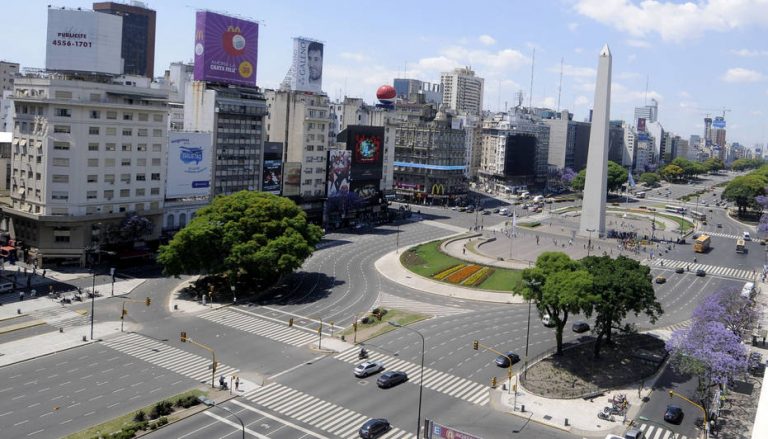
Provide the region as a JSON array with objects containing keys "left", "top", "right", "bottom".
[
  {"left": 166, "top": 132, "right": 212, "bottom": 198},
  {"left": 290, "top": 38, "right": 323, "bottom": 93},
  {"left": 283, "top": 162, "right": 302, "bottom": 197},
  {"left": 46, "top": 8, "right": 123, "bottom": 74},
  {"left": 637, "top": 117, "right": 646, "bottom": 132},
  {"left": 713, "top": 117, "right": 726, "bottom": 129},
  {"left": 194, "top": 11, "right": 258, "bottom": 87},
  {"left": 262, "top": 160, "right": 282, "bottom": 195},
  {"left": 346, "top": 126, "right": 384, "bottom": 180},
  {"left": 327, "top": 150, "right": 352, "bottom": 198}
]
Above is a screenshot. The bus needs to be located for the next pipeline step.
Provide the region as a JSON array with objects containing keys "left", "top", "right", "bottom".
[
  {"left": 736, "top": 238, "right": 746, "bottom": 254},
  {"left": 635, "top": 191, "right": 646, "bottom": 199},
  {"left": 665, "top": 205, "right": 687, "bottom": 214},
  {"left": 693, "top": 234, "right": 711, "bottom": 253},
  {"left": 690, "top": 210, "right": 706, "bottom": 222}
]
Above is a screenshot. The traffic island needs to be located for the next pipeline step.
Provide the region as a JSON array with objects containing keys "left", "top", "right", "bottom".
[{"left": 338, "top": 308, "right": 428, "bottom": 344}]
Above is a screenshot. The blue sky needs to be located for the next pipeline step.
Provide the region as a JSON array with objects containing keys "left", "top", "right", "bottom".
[{"left": 4, "top": 0, "right": 768, "bottom": 147}]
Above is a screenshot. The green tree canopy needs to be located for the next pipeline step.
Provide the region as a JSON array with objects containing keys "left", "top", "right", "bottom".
[
  {"left": 722, "top": 174, "right": 767, "bottom": 215},
  {"left": 570, "top": 161, "right": 627, "bottom": 193},
  {"left": 659, "top": 164, "right": 684, "bottom": 182},
  {"left": 520, "top": 252, "right": 596, "bottom": 355},
  {"left": 703, "top": 157, "right": 725, "bottom": 173},
  {"left": 580, "top": 255, "right": 662, "bottom": 358},
  {"left": 670, "top": 157, "right": 694, "bottom": 177},
  {"left": 157, "top": 191, "right": 323, "bottom": 289},
  {"left": 638, "top": 172, "right": 660, "bottom": 187}
]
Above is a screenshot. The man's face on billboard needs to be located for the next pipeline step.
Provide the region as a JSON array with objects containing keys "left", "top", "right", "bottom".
[{"left": 308, "top": 49, "right": 322, "bottom": 80}]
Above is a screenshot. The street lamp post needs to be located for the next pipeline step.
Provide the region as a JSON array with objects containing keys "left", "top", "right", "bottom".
[
  {"left": 215, "top": 405, "right": 245, "bottom": 439},
  {"left": 90, "top": 262, "right": 96, "bottom": 340},
  {"left": 230, "top": 285, "right": 236, "bottom": 304},
  {"left": 389, "top": 321, "right": 424, "bottom": 439},
  {"left": 586, "top": 228, "right": 595, "bottom": 257},
  {"left": 523, "top": 280, "right": 540, "bottom": 380}
]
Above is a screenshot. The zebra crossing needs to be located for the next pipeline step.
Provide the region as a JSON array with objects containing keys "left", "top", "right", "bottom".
[
  {"left": 244, "top": 383, "right": 415, "bottom": 439},
  {"left": 702, "top": 231, "right": 742, "bottom": 240},
  {"left": 376, "top": 292, "right": 471, "bottom": 317},
  {"left": 30, "top": 306, "right": 89, "bottom": 329},
  {"left": 197, "top": 308, "right": 319, "bottom": 347},
  {"left": 652, "top": 258, "right": 754, "bottom": 280},
  {"left": 335, "top": 347, "right": 489, "bottom": 406},
  {"left": 101, "top": 332, "right": 238, "bottom": 383},
  {"left": 637, "top": 422, "right": 689, "bottom": 439}
]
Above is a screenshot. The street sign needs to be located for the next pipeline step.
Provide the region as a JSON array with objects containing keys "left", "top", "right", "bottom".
[{"left": 428, "top": 420, "right": 482, "bottom": 439}]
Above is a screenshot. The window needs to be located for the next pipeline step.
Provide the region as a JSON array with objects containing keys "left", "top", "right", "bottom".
[
  {"left": 122, "top": 144, "right": 132, "bottom": 151},
  {"left": 104, "top": 175, "right": 115, "bottom": 184},
  {"left": 54, "top": 108, "right": 71, "bottom": 117},
  {"left": 135, "top": 188, "right": 146, "bottom": 196},
  {"left": 303, "top": 179, "right": 312, "bottom": 185},
  {"left": 138, "top": 113, "right": 148, "bottom": 122},
  {"left": 106, "top": 111, "right": 117, "bottom": 120},
  {"left": 122, "top": 128, "right": 132, "bottom": 136},
  {"left": 51, "top": 191, "right": 69, "bottom": 200},
  {"left": 123, "top": 113, "right": 133, "bottom": 121},
  {"left": 120, "top": 174, "right": 131, "bottom": 183},
  {"left": 88, "top": 143, "right": 99, "bottom": 151},
  {"left": 90, "top": 110, "right": 101, "bottom": 119},
  {"left": 87, "top": 175, "right": 97, "bottom": 183},
  {"left": 120, "top": 189, "right": 130, "bottom": 197},
  {"left": 52, "top": 174, "right": 69, "bottom": 183},
  {"left": 136, "top": 174, "right": 146, "bottom": 181},
  {"left": 152, "top": 129, "right": 163, "bottom": 137},
  {"left": 86, "top": 191, "right": 97, "bottom": 200},
  {"left": 88, "top": 158, "right": 99, "bottom": 167},
  {"left": 306, "top": 145, "right": 314, "bottom": 151},
  {"left": 105, "top": 158, "right": 115, "bottom": 167},
  {"left": 106, "top": 127, "right": 117, "bottom": 136},
  {"left": 151, "top": 158, "right": 161, "bottom": 166},
  {"left": 54, "top": 91, "right": 72, "bottom": 99},
  {"left": 89, "top": 126, "right": 100, "bottom": 135},
  {"left": 137, "top": 128, "right": 148, "bottom": 137},
  {"left": 103, "top": 190, "right": 114, "bottom": 199},
  {"left": 54, "top": 235, "right": 70, "bottom": 243},
  {"left": 89, "top": 93, "right": 101, "bottom": 102},
  {"left": 137, "top": 143, "right": 147, "bottom": 151},
  {"left": 53, "top": 125, "right": 70, "bottom": 134},
  {"left": 153, "top": 114, "right": 163, "bottom": 122},
  {"left": 150, "top": 187, "right": 160, "bottom": 195},
  {"left": 305, "top": 156, "right": 313, "bottom": 163},
  {"left": 53, "top": 142, "right": 70, "bottom": 151},
  {"left": 106, "top": 143, "right": 116, "bottom": 151},
  {"left": 137, "top": 158, "right": 146, "bottom": 166},
  {"left": 151, "top": 173, "right": 160, "bottom": 181},
  {"left": 121, "top": 159, "right": 131, "bottom": 167},
  {"left": 152, "top": 144, "right": 161, "bottom": 152},
  {"left": 52, "top": 158, "right": 69, "bottom": 167}
]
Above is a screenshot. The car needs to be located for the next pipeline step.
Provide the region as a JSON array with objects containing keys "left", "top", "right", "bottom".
[
  {"left": 572, "top": 321, "right": 590, "bottom": 333},
  {"left": 358, "top": 418, "right": 391, "bottom": 438},
  {"left": 492, "top": 208, "right": 500, "bottom": 213},
  {"left": 377, "top": 371, "right": 408, "bottom": 388},
  {"left": 696, "top": 269, "right": 706, "bottom": 277},
  {"left": 655, "top": 276, "right": 666, "bottom": 284},
  {"left": 675, "top": 267, "right": 685, "bottom": 274},
  {"left": 354, "top": 361, "right": 385, "bottom": 378},
  {"left": 743, "top": 232, "right": 752, "bottom": 241},
  {"left": 716, "top": 223, "right": 722, "bottom": 228},
  {"left": 495, "top": 352, "right": 521, "bottom": 368},
  {"left": 541, "top": 314, "right": 556, "bottom": 328},
  {"left": 482, "top": 210, "right": 490, "bottom": 215},
  {"left": 466, "top": 208, "right": 474, "bottom": 213},
  {"left": 664, "top": 405, "right": 684, "bottom": 424}
]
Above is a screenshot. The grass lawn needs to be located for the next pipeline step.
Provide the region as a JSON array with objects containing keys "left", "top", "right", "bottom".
[
  {"left": 339, "top": 308, "right": 429, "bottom": 342},
  {"left": 479, "top": 269, "right": 522, "bottom": 292}
]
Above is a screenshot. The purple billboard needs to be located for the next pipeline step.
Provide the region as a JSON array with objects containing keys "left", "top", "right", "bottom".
[{"left": 193, "top": 11, "right": 258, "bottom": 87}]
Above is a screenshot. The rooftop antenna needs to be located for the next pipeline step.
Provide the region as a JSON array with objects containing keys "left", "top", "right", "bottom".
[
  {"left": 497, "top": 79, "right": 501, "bottom": 112},
  {"left": 556, "top": 57, "right": 563, "bottom": 113},
  {"left": 528, "top": 48, "right": 535, "bottom": 113},
  {"left": 644, "top": 74, "right": 649, "bottom": 106}
]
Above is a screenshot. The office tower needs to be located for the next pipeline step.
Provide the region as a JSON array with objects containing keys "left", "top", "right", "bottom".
[
  {"left": 580, "top": 45, "right": 612, "bottom": 237},
  {"left": 93, "top": 1, "right": 157, "bottom": 78},
  {"left": 393, "top": 78, "right": 443, "bottom": 105},
  {"left": 704, "top": 117, "right": 713, "bottom": 146},
  {"left": 633, "top": 98, "right": 658, "bottom": 124},
  {"left": 441, "top": 67, "right": 484, "bottom": 115}
]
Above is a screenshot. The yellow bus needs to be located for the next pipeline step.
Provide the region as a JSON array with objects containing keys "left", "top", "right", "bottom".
[
  {"left": 693, "top": 235, "right": 711, "bottom": 253},
  {"left": 736, "top": 238, "right": 746, "bottom": 254}
]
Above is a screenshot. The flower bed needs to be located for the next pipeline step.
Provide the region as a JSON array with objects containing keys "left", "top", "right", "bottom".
[
  {"left": 445, "top": 264, "right": 482, "bottom": 284},
  {"left": 433, "top": 264, "right": 465, "bottom": 280},
  {"left": 462, "top": 267, "right": 495, "bottom": 286}
]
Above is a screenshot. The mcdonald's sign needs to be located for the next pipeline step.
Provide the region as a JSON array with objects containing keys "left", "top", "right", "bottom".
[{"left": 431, "top": 184, "right": 444, "bottom": 195}]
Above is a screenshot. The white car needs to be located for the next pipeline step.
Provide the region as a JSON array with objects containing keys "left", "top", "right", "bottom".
[
  {"left": 743, "top": 232, "right": 751, "bottom": 241},
  {"left": 354, "top": 361, "right": 385, "bottom": 378}
]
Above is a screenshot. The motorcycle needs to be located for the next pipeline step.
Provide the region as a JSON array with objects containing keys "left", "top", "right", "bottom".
[
  {"left": 358, "top": 348, "right": 368, "bottom": 360},
  {"left": 597, "top": 411, "right": 616, "bottom": 422}
]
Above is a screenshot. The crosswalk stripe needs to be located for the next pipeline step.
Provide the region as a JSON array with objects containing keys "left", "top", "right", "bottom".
[
  {"left": 198, "top": 308, "right": 317, "bottom": 347},
  {"left": 652, "top": 258, "right": 754, "bottom": 279},
  {"left": 377, "top": 292, "right": 471, "bottom": 317},
  {"left": 637, "top": 423, "right": 686, "bottom": 439},
  {"left": 335, "top": 347, "right": 488, "bottom": 406}
]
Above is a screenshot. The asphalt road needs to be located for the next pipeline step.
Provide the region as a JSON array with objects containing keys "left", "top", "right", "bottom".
[{"left": 635, "top": 364, "right": 703, "bottom": 439}]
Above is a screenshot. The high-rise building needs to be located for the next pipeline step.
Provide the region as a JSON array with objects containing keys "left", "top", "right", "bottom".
[
  {"left": 689, "top": 134, "right": 701, "bottom": 148},
  {"left": 621, "top": 122, "right": 636, "bottom": 169},
  {"left": 7, "top": 73, "right": 168, "bottom": 266},
  {"left": 440, "top": 67, "right": 484, "bottom": 115},
  {"left": 1, "top": 61, "right": 19, "bottom": 93},
  {"left": 704, "top": 117, "right": 713, "bottom": 147},
  {"left": 393, "top": 79, "right": 442, "bottom": 105},
  {"left": 0, "top": 61, "right": 20, "bottom": 132},
  {"left": 93, "top": 1, "right": 157, "bottom": 78},
  {"left": 633, "top": 98, "right": 658, "bottom": 124},
  {"left": 544, "top": 110, "right": 591, "bottom": 172},
  {"left": 712, "top": 116, "right": 726, "bottom": 146}
]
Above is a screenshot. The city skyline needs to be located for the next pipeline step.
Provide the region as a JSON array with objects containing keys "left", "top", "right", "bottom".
[{"left": 2, "top": 0, "right": 767, "bottom": 146}]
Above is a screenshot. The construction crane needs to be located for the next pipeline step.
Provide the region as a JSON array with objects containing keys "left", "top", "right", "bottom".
[{"left": 694, "top": 107, "right": 731, "bottom": 119}]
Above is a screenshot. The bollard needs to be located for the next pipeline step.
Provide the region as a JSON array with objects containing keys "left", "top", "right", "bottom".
[
  {"left": 564, "top": 418, "right": 569, "bottom": 426},
  {"left": 520, "top": 404, "right": 525, "bottom": 412},
  {"left": 340, "top": 335, "right": 345, "bottom": 342},
  {"left": 59, "top": 327, "right": 64, "bottom": 333},
  {"left": 18, "top": 308, "right": 21, "bottom": 314},
  {"left": 174, "top": 304, "right": 178, "bottom": 310},
  {"left": 82, "top": 335, "right": 87, "bottom": 342}
]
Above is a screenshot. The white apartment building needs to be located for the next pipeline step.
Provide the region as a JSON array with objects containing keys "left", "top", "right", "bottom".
[
  {"left": 441, "top": 67, "right": 484, "bottom": 116},
  {"left": 622, "top": 122, "right": 636, "bottom": 168},
  {"left": 6, "top": 74, "right": 168, "bottom": 266}
]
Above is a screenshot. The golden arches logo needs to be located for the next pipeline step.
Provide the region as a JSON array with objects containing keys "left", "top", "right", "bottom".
[
  {"left": 195, "top": 30, "right": 204, "bottom": 40},
  {"left": 227, "top": 26, "right": 241, "bottom": 33},
  {"left": 431, "top": 184, "right": 444, "bottom": 195}
]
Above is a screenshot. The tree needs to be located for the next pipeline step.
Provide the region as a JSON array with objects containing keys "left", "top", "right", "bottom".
[
  {"left": 519, "top": 252, "right": 596, "bottom": 355},
  {"left": 691, "top": 287, "right": 759, "bottom": 339},
  {"left": 659, "top": 164, "right": 684, "bottom": 182},
  {"left": 670, "top": 158, "right": 694, "bottom": 177},
  {"left": 103, "top": 213, "right": 154, "bottom": 245},
  {"left": 157, "top": 191, "right": 323, "bottom": 289},
  {"left": 572, "top": 169, "right": 586, "bottom": 191},
  {"left": 722, "top": 174, "right": 767, "bottom": 216},
  {"left": 703, "top": 157, "right": 725, "bottom": 173},
  {"left": 638, "top": 172, "right": 660, "bottom": 187},
  {"left": 580, "top": 255, "right": 663, "bottom": 359},
  {"left": 570, "top": 161, "right": 626, "bottom": 193}
]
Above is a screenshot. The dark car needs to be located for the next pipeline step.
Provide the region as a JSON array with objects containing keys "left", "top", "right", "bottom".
[
  {"left": 358, "top": 418, "right": 391, "bottom": 438},
  {"left": 664, "top": 405, "right": 684, "bottom": 424},
  {"left": 696, "top": 269, "right": 706, "bottom": 277},
  {"left": 572, "top": 321, "right": 590, "bottom": 333},
  {"left": 495, "top": 352, "right": 521, "bottom": 368},
  {"left": 377, "top": 371, "right": 408, "bottom": 388}
]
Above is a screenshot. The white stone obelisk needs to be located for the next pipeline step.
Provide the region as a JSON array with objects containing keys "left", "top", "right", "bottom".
[{"left": 579, "top": 44, "right": 612, "bottom": 238}]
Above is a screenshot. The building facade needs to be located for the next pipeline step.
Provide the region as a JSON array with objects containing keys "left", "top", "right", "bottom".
[
  {"left": 393, "top": 78, "right": 442, "bottom": 105},
  {"left": 633, "top": 98, "right": 658, "bottom": 124},
  {"left": 93, "top": 1, "right": 157, "bottom": 78},
  {"left": 6, "top": 74, "right": 168, "bottom": 266},
  {"left": 440, "top": 67, "right": 484, "bottom": 116}
]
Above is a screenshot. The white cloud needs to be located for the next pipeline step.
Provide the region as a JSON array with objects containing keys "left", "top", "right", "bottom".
[
  {"left": 567, "top": 22, "right": 579, "bottom": 31},
  {"left": 553, "top": 63, "right": 596, "bottom": 78},
  {"left": 625, "top": 39, "right": 651, "bottom": 48},
  {"left": 440, "top": 46, "right": 528, "bottom": 70},
  {"left": 627, "top": 54, "right": 637, "bottom": 62},
  {"left": 416, "top": 56, "right": 459, "bottom": 73},
  {"left": 609, "top": 82, "right": 663, "bottom": 104},
  {"left": 721, "top": 67, "right": 765, "bottom": 83},
  {"left": 732, "top": 48, "right": 768, "bottom": 57},
  {"left": 616, "top": 71, "right": 642, "bottom": 80},
  {"left": 339, "top": 52, "right": 370, "bottom": 62},
  {"left": 478, "top": 34, "right": 496, "bottom": 46},
  {"left": 574, "top": 96, "right": 590, "bottom": 107},
  {"left": 539, "top": 96, "right": 557, "bottom": 108},
  {"left": 573, "top": 0, "right": 768, "bottom": 42}
]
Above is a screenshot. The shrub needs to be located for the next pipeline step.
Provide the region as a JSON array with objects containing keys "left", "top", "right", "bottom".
[
  {"left": 433, "top": 264, "right": 465, "bottom": 280},
  {"left": 445, "top": 265, "right": 482, "bottom": 284},
  {"left": 175, "top": 395, "right": 200, "bottom": 408},
  {"left": 361, "top": 316, "right": 371, "bottom": 324},
  {"left": 133, "top": 410, "right": 146, "bottom": 422},
  {"left": 157, "top": 416, "right": 169, "bottom": 426},
  {"left": 149, "top": 400, "right": 173, "bottom": 419}
]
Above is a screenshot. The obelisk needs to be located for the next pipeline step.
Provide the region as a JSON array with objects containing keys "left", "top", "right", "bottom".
[{"left": 579, "top": 44, "right": 612, "bottom": 238}]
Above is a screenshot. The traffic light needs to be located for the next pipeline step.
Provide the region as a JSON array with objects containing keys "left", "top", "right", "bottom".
[
  {"left": 669, "top": 390, "right": 674, "bottom": 398},
  {"left": 121, "top": 308, "right": 128, "bottom": 318},
  {"left": 288, "top": 318, "right": 294, "bottom": 327},
  {"left": 180, "top": 331, "right": 187, "bottom": 343},
  {"left": 317, "top": 326, "right": 322, "bottom": 335},
  {"left": 472, "top": 340, "right": 479, "bottom": 350},
  {"left": 212, "top": 361, "right": 218, "bottom": 372},
  {"left": 491, "top": 377, "right": 497, "bottom": 388},
  {"left": 145, "top": 297, "right": 151, "bottom": 306},
  {"left": 353, "top": 322, "right": 358, "bottom": 331}
]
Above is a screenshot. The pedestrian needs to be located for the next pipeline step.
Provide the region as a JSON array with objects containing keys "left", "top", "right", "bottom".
[
  {"left": 42, "top": 269, "right": 46, "bottom": 278},
  {"left": 19, "top": 291, "right": 24, "bottom": 301},
  {"left": 462, "top": 248, "right": 466, "bottom": 255},
  {"left": 235, "top": 376, "right": 240, "bottom": 390}
]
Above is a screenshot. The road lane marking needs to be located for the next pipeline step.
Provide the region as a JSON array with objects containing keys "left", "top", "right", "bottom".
[
  {"left": 15, "top": 419, "right": 29, "bottom": 426},
  {"left": 37, "top": 387, "right": 50, "bottom": 393},
  {"left": 203, "top": 412, "right": 271, "bottom": 439},
  {"left": 27, "top": 403, "right": 40, "bottom": 408},
  {"left": 230, "top": 400, "right": 331, "bottom": 439},
  {"left": 0, "top": 411, "right": 13, "bottom": 417},
  {"left": 27, "top": 429, "right": 45, "bottom": 436}
]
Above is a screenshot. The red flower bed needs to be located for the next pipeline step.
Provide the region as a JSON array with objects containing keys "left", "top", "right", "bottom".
[{"left": 445, "top": 264, "right": 482, "bottom": 284}]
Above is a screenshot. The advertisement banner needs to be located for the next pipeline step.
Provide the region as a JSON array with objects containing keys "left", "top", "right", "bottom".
[
  {"left": 262, "top": 160, "right": 282, "bottom": 195},
  {"left": 166, "top": 132, "right": 212, "bottom": 198},
  {"left": 350, "top": 179, "right": 380, "bottom": 206},
  {"left": 637, "top": 117, "right": 646, "bottom": 132},
  {"left": 327, "top": 150, "right": 352, "bottom": 198},
  {"left": 712, "top": 117, "right": 726, "bottom": 129},
  {"left": 282, "top": 162, "right": 302, "bottom": 197},
  {"left": 346, "top": 126, "right": 384, "bottom": 180},
  {"left": 194, "top": 11, "right": 258, "bottom": 87},
  {"left": 291, "top": 38, "right": 323, "bottom": 93},
  {"left": 46, "top": 9, "right": 123, "bottom": 74}
]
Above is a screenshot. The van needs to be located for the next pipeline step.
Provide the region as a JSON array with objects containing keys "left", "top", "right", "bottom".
[
  {"left": 0, "top": 282, "right": 13, "bottom": 293},
  {"left": 624, "top": 428, "right": 644, "bottom": 439},
  {"left": 741, "top": 282, "right": 755, "bottom": 299}
]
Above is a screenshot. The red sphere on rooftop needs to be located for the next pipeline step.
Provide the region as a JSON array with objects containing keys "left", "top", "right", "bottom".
[{"left": 376, "top": 85, "right": 396, "bottom": 100}]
